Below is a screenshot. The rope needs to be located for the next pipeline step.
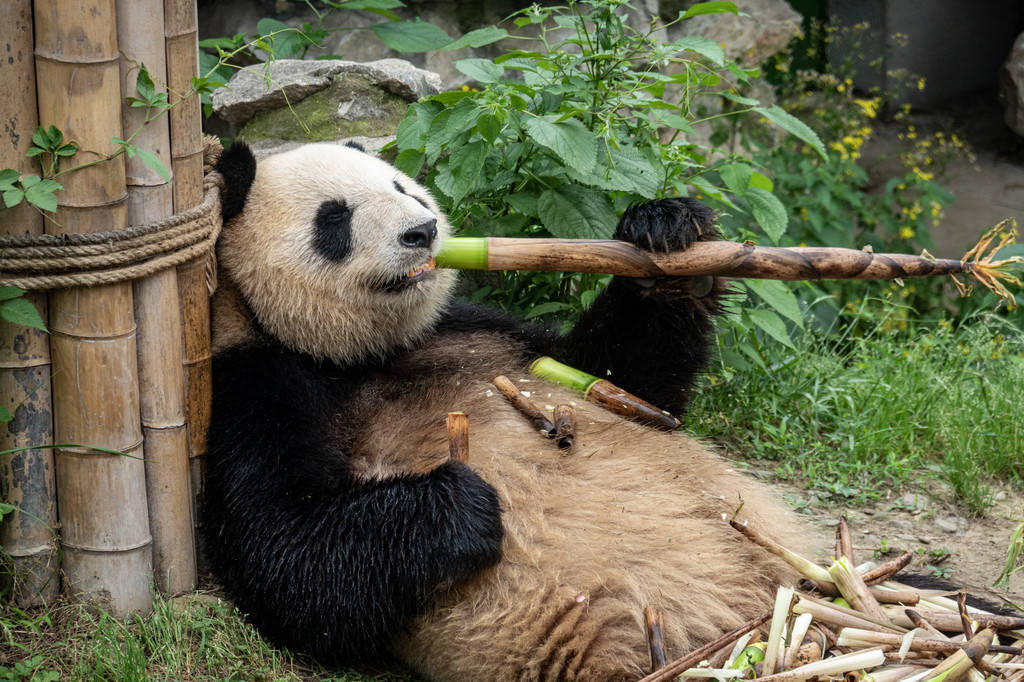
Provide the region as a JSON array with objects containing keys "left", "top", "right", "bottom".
[{"left": 0, "top": 140, "right": 224, "bottom": 293}]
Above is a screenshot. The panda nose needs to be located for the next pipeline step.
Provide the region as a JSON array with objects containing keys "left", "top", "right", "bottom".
[{"left": 399, "top": 219, "right": 437, "bottom": 249}]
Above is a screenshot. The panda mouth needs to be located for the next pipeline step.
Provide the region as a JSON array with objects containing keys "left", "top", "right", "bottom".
[{"left": 380, "top": 257, "right": 437, "bottom": 292}]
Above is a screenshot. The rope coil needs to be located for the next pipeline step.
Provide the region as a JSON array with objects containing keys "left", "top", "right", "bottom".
[{"left": 0, "top": 142, "right": 224, "bottom": 293}]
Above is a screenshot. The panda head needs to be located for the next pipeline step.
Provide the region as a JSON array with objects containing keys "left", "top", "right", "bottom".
[{"left": 213, "top": 141, "right": 456, "bottom": 365}]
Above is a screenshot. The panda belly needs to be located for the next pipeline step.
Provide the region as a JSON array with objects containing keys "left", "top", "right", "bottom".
[{"left": 346, "top": 335, "right": 806, "bottom": 681}]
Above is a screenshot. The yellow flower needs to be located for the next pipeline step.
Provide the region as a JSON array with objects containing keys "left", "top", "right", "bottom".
[
  {"left": 799, "top": 207, "right": 809, "bottom": 221},
  {"left": 917, "top": 77, "right": 926, "bottom": 91},
  {"left": 899, "top": 226, "right": 915, "bottom": 239},
  {"left": 460, "top": 84, "right": 470, "bottom": 91},
  {"left": 853, "top": 97, "right": 881, "bottom": 118},
  {"left": 912, "top": 166, "right": 933, "bottom": 181}
]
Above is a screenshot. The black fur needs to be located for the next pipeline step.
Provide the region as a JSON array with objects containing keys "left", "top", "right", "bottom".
[
  {"left": 203, "top": 345, "right": 504, "bottom": 665},
  {"left": 204, "top": 195, "right": 722, "bottom": 666},
  {"left": 344, "top": 140, "right": 367, "bottom": 152},
  {"left": 216, "top": 142, "right": 257, "bottom": 222},
  {"left": 313, "top": 199, "right": 354, "bottom": 261}
]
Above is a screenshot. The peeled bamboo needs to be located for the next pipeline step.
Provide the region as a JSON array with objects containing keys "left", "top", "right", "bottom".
[
  {"left": 118, "top": 0, "right": 196, "bottom": 596},
  {"left": 0, "top": 0, "right": 59, "bottom": 606},
  {"left": 164, "top": 0, "right": 209, "bottom": 563},
  {"left": 644, "top": 605, "right": 669, "bottom": 671},
  {"left": 34, "top": 0, "right": 153, "bottom": 615}
]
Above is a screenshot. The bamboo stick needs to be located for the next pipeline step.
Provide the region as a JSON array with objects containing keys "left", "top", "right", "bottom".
[
  {"left": 728, "top": 519, "right": 833, "bottom": 585},
  {"left": 164, "top": 0, "right": 209, "bottom": 567},
  {"left": 753, "top": 647, "right": 887, "bottom": 681},
  {"left": 920, "top": 627, "right": 994, "bottom": 682},
  {"left": 885, "top": 607, "right": 1024, "bottom": 633},
  {"left": 829, "top": 556, "right": 890, "bottom": 622},
  {"left": 837, "top": 516, "right": 853, "bottom": 563},
  {"left": 794, "top": 594, "right": 905, "bottom": 633},
  {"left": 552, "top": 404, "right": 576, "bottom": 449},
  {"left": 34, "top": 0, "right": 153, "bottom": 615},
  {"left": 861, "top": 552, "right": 914, "bottom": 584},
  {"left": 492, "top": 375, "right": 555, "bottom": 435},
  {"left": 529, "top": 357, "right": 680, "bottom": 431},
  {"left": 0, "top": 0, "right": 60, "bottom": 607},
  {"left": 445, "top": 412, "right": 469, "bottom": 463},
  {"left": 638, "top": 611, "right": 773, "bottom": 682},
  {"left": 644, "top": 605, "right": 668, "bottom": 672}
]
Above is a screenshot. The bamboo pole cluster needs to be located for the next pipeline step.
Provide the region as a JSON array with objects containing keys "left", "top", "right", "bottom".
[
  {"left": 641, "top": 516, "right": 1024, "bottom": 682},
  {"left": 0, "top": 0, "right": 204, "bottom": 613}
]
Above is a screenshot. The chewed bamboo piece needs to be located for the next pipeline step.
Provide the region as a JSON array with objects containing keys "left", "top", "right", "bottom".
[
  {"left": 445, "top": 412, "right": 469, "bottom": 463},
  {"left": 666, "top": 513, "right": 1024, "bottom": 680},
  {"left": 435, "top": 219, "right": 1023, "bottom": 307}
]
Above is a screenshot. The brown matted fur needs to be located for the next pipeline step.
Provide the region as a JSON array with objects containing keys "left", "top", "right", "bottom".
[{"left": 210, "top": 143, "right": 817, "bottom": 680}]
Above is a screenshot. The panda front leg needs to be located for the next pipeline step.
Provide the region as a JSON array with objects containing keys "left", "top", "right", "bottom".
[{"left": 554, "top": 197, "right": 724, "bottom": 416}]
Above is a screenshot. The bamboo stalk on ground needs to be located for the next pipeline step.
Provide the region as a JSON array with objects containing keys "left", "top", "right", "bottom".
[
  {"left": 919, "top": 627, "right": 995, "bottom": 681},
  {"left": 164, "top": 0, "right": 210, "bottom": 567},
  {"left": 436, "top": 227, "right": 1023, "bottom": 307},
  {"left": 836, "top": 516, "right": 853, "bottom": 563},
  {"left": 445, "top": 412, "right": 469, "bottom": 463},
  {"left": 638, "top": 611, "right": 773, "bottom": 682},
  {"left": 861, "top": 552, "right": 914, "bottom": 584},
  {"left": 0, "top": 0, "right": 59, "bottom": 607},
  {"left": 34, "top": 0, "right": 153, "bottom": 615},
  {"left": 644, "top": 605, "right": 668, "bottom": 672},
  {"left": 829, "top": 556, "right": 889, "bottom": 622}
]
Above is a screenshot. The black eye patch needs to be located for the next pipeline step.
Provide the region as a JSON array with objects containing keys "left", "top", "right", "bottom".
[
  {"left": 393, "top": 179, "right": 430, "bottom": 210},
  {"left": 313, "top": 199, "right": 353, "bottom": 261}
]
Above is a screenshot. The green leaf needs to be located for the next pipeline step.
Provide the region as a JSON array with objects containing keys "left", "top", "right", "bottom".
[
  {"left": 754, "top": 105, "right": 827, "bottom": 161},
  {"left": 537, "top": 185, "right": 617, "bottom": 239},
  {"left": 674, "top": 36, "right": 725, "bottom": 66},
  {"left": 443, "top": 26, "right": 508, "bottom": 50},
  {"left": 198, "top": 37, "right": 240, "bottom": 50},
  {"left": 31, "top": 127, "right": 49, "bottom": 150},
  {"left": 477, "top": 113, "right": 502, "bottom": 143},
  {"left": 0, "top": 168, "right": 20, "bottom": 189},
  {"left": 394, "top": 149, "right": 425, "bottom": 178},
  {"left": 749, "top": 171, "right": 773, "bottom": 192},
  {"left": 523, "top": 117, "right": 597, "bottom": 174},
  {"left": 746, "top": 279, "right": 804, "bottom": 329},
  {"left": 660, "top": 114, "right": 695, "bottom": 133},
  {"left": 135, "top": 148, "right": 171, "bottom": 182},
  {"left": 0, "top": 286, "right": 26, "bottom": 302},
  {"left": 746, "top": 187, "right": 787, "bottom": 243},
  {"left": 2, "top": 189, "right": 23, "bottom": 208},
  {"left": 1, "top": 298, "right": 47, "bottom": 331},
  {"left": 435, "top": 140, "right": 489, "bottom": 204},
  {"left": 370, "top": 20, "right": 452, "bottom": 53},
  {"left": 720, "top": 91, "right": 760, "bottom": 106},
  {"left": 719, "top": 162, "right": 752, "bottom": 195},
  {"left": 0, "top": 405, "right": 10, "bottom": 424},
  {"left": 455, "top": 58, "right": 503, "bottom": 83},
  {"left": 257, "top": 18, "right": 306, "bottom": 58},
  {"left": 504, "top": 192, "right": 538, "bottom": 217},
  {"left": 24, "top": 179, "right": 62, "bottom": 213},
  {"left": 334, "top": 0, "right": 403, "bottom": 17},
  {"left": 679, "top": 1, "right": 738, "bottom": 19},
  {"left": 523, "top": 301, "right": 573, "bottom": 320},
  {"left": 19, "top": 175, "right": 40, "bottom": 188},
  {"left": 746, "top": 308, "right": 795, "bottom": 349},
  {"left": 135, "top": 65, "right": 156, "bottom": 102}
]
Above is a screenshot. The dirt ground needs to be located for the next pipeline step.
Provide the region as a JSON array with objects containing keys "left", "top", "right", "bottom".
[{"left": 761, "top": 469, "right": 1024, "bottom": 607}]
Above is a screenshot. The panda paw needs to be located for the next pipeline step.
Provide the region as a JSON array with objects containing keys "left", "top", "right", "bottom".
[
  {"left": 427, "top": 460, "right": 504, "bottom": 582},
  {"left": 614, "top": 198, "right": 720, "bottom": 298},
  {"left": 615, "top": 197, "right": 717, "bottom": 253}
]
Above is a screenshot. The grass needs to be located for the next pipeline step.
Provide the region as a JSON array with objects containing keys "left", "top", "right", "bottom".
[
  {"left": 0, "top": 592, "right": 412, "bottom": 681},
  {"left": 690, "top": 303, "right": 1024, "bottom": 513}
]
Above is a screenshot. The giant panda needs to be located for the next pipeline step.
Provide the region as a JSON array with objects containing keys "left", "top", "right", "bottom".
[{"left": 202, "top": 140, "right": 813, "bottom": 681}]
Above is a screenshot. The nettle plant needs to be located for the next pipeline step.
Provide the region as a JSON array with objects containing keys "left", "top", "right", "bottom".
[{"left": 394, "top": 0, "right": 826, "bottom": 329}]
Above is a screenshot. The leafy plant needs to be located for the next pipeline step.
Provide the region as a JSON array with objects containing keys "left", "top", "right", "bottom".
[{"left": 393, "top": 0, "right": 825, "bottom": 325}]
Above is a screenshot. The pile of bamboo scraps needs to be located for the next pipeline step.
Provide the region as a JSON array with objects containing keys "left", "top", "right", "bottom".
[{"left": 640, "top": 516, "right": 1024, "bottom": 682}]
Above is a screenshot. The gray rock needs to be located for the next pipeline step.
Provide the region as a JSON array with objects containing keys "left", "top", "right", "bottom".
[
  {"left": 244, "top": 135, "right": 394, "bottom": 161},
  {"left": 667, "top": 0, "right": 801, "bottom": 67},
  {"left": 1001, "top": 32, "right": 1024, "bottom": 136},
  {"left": 934, "top": 517, "right": 961, "bottom": 533},
  {"left": 213, "top": 58, "right": 442, "bottom": 128}
]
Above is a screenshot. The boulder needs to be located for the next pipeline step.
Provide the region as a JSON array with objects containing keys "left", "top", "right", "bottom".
[
  {"left": 212, "top": 58, "right": 442, "bottom": 130},
  {"left": 664, "top": 0, "right": 802, "bottom": 67}
]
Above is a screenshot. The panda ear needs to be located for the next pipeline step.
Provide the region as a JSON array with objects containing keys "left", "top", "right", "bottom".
[{"left": 216, "top": 142, "right": 257, "bottom": 222}]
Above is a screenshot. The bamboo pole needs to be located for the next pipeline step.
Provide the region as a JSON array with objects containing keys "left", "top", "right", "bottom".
[
  {"left": 118, "top": 0, "right": 196, "bottom": 596},
  {"left": 437, "top": 238, "right": 973, "bottom": 280},
  {"left": 644, "top": 605, "right": 669, "bottom": 671},
  {"left": 164, "top": 0, "right": 209, "bottom": 564},
  {"left": 0, "top": 0, "right": 60, "bottom": 607},
  {"left": 34, "top": 0, "right": 153, "bottom": 615}
]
